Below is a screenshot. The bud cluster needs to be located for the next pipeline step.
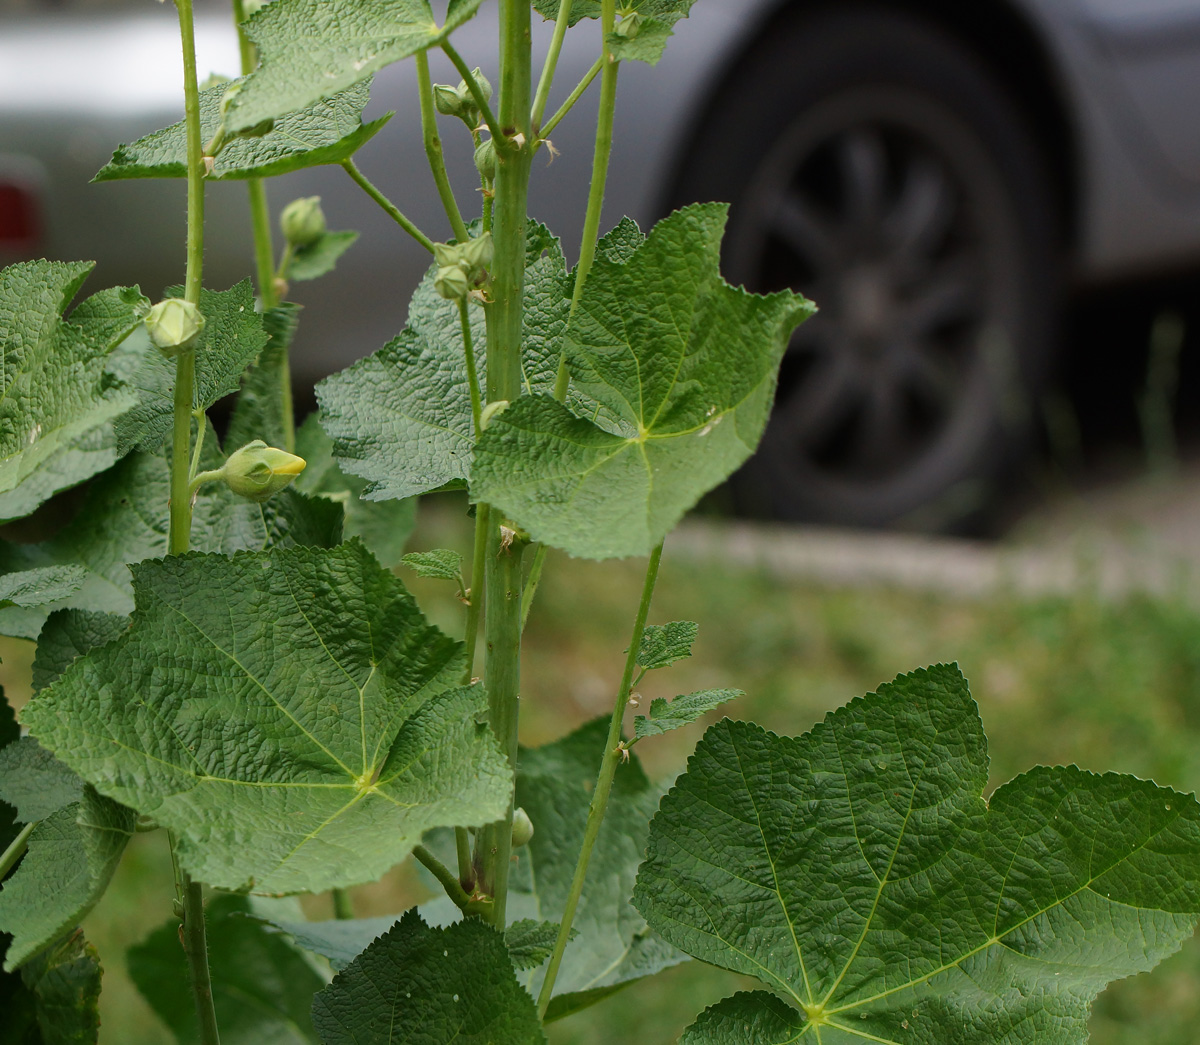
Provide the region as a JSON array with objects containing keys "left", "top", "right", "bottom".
[
  {"left": 432, "top": 233, "right": 494, "bottom": 302},
  {"left": 433, "top": 67, "right": 493, "bottom": 127}
]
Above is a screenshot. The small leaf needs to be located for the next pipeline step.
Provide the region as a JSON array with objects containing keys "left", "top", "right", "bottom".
[
  {"left": 129, "top": 894, "right": 324, "bottom": 1045},
  {"left": 471, "top": 205, "right": 814, "bottom": 560},
  {"left": 401, "top": 550, "right": 463, "bottom": 582},
  {"left": 0, "top": 261, "right": 148, "bottom": 522},
  {"left": 0, "top": 739, "right": 83, "bottom": 824},
  {"left": 504, "top": 919, "right": 570, "bottom": 972},
  {"left": 0, "top": 568, "right": 86, "bottom": 610},
  {"left": 531, "top": 0, "right": 598, "bottom": 27},
  {"left": 633, "top": 689, "right": 740, "bottom": 742},
  {"left": 310, "top": 910, "right": 547, "bottom": 1045},
  {"left": 634, "top": 664, "right": 1200, "bottom": 1044},
  {"left": 289, "top": 231, "right": 360, "bottom": 282},
  {"left": 23, "top": 543, "right": 511, "bottom": 894},
  {"left": 95, "top": 79, "right": 390, "bottom": 182},
  {"left": 532, "top": 1, "right": 695, "bottom": 62},
  {"left": 636, "top": 620, "right": 697, "bottom": 669},
  {"left": 227, "top": 0, "right": 485, "bottom": 133}
]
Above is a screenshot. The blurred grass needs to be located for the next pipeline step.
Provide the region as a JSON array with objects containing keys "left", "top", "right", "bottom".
[{"left": 5, "top": 500, "right": 1200, "bottom": 1043}]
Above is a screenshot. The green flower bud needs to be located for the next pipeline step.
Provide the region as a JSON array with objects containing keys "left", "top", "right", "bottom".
[
  {"left": 474, "top": 138, "right": 497, "bottom": 181},
  {"left": 220, "top": 440, "right": 306, "bottom": 502},
  {"left": 433, "top": 83, "right": 463, "bottom": 117},
  {"left": 614, "top": 11, "right": 643, "bottom": 39},
  {"left": 434, "top": 265, "right": 471, "bottom": 301},
  {"left": 433, "top": 242, "right": 463, "bottom": 270},
  {"left": 460, "top": 232, "right": 493, "bottom": 278},
  {"left": 144, "top": 298, "right": 205, "bottom": 357},
  {"left": 511, "top": 807, "right": 534, "bottom": 849},
  {"left": 280, "top": 196, "right": 326, "bottom": 248},
  {"left": 459, "top": 67, "right": 493, "bottom": 105}
]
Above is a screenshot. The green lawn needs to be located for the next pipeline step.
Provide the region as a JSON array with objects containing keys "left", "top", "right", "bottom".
[{"left": 5, "top": 504, "right": 1200, "bottom": 1043}]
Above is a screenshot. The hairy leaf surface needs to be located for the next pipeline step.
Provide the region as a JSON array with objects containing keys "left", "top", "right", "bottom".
[
  {"left": 228, "top": 0, "right": 484, "bottom": 133},
  {"left": 472, "top": 205, "right": 813, "bottom": 559},
  {"left": 23, "top": 543, "right": 511, "bottom": 894},
  {"left": 401, "top": 550, "right": 463, "bottom": 581},
  {"left": 94, "top": 79, "right": 389, "bottom": 182},
  {"left": 636, "top": 620, "right": 697, "bottom": 669},
  {"left": 310, "top": 910, "right": 546, "bottom": 1045},
  {"left": 0, "top": 262, "right": 147, "bottom": 521},
  {"left": 0, "top": 739, "right": 83, "bottom": 824},
  {"left": 634, "top": 664, "right": 1200, "bottom": 1044},
  {"left": 632, "top": 689, "right": 739, "bottom": 742},
  {"left": 0, "top": 930, "right": 103, "bottom": 1045},
  {"left": 0, "top": 568, "right": 86, "bottom": 611}
]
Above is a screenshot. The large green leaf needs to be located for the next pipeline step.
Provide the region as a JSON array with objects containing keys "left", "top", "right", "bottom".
[
  {"left": 115, "top": 281, "right": 268, "bottom": 454},
  {"left": 0, "top": 261, "right": 147, "bottom": 522},
  {"left": 227, "top": 0, "right": 485, "bottom": 134},
  {"left": 472, "top": 205, "right": 813, "bottom": 560},
  {"left": 22, "top": 543, "right": 511, "bottom": 894},
  {"left": 0, "top": 739, "right": 83, "bottom": 824},
  {"left": 129, "top": 895, "right": 325, "bottom": 1045},
  {"left": 633, "top": 664, "right": 1200, "bottom": 1044},
  {"left": 0, "top": 446, "right": 343, "bottom": 641},
  {"left": 310, "top": 909, "right": 547, "bottom": 1045},
  {"left": 0, "top": 929, "right": 103, "bottom": 1045},
  {"left": 95, "top": 79, "right": 390, "bottom": 182}
]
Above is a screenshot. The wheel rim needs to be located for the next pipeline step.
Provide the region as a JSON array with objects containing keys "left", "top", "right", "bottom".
[{"left": 727, "top": 86, "right": 1025, "bottom": 521}]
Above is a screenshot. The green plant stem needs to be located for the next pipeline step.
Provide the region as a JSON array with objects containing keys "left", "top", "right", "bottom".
[
  {"left": 475, "top": 0, "right": 534, "bottom": 929},
  {"left": 541, "top": 56, "right": 602, "bottom": 140},
  {"left": 331, "top": 888, "right": 354, "bottom": 920},
  {"left": 464, "top": 503, "right": 490, "bottom": 682},
  {"left": 416, "top": 50, "right": 470, "bottom": 243},
  {"left": 413, "top": 845, "right": 490, "bottom": 917},
  {"left": 459, "top": 299, "right": 484, "bottom": 436},
  {"left": 532, "top": 0, "right": 574, "bottom": 131},
  {"left": 188, "top": 412, "right": 207, "bottom": 482},
  {"left": 441, "top": 40, "right": 504, "bottom": 144},
  {"left": 554, "top": 1, "right": 620, "bottom": 401},
  {"left": 341, "top": 160, "right": 435, "bottom": 253},
  {"left": 455, "top": 827, "right": 476, "bottom": 891},
  {"left": 520, "top": 543, "right": 547, "bottom": 631},
  {"left": 536, "top": 540, "right": 664, "bottom": 1018},
  {"left": 188, "top": 469, "right": 224, "bottom": 498},
  {"left": 0, "top": 820, "right": 34, "bottom": 879}
]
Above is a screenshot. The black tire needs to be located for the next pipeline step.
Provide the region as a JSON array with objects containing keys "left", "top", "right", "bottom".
[{"left": 671, "top": 4, "right": 1061, "bottom": 529}]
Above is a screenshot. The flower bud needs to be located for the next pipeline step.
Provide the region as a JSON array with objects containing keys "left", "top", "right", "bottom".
[
  {"left": 433, "top": 242, "right": 463, "bottom": 270},
  {"left": 433, "top": 83, "right": 463, "bottom": 117},
  {"left": 144, "top": 298, "right": 205, "bottom": 356},
  {"left": 511, "top": 808, "right": 534, "bottom": 849},
  {"left": 460, "top": 232, "right": 493, "bottom": 278},
  {"left": 434, "top": 265, "right": 471, "bottom": 301},
  {"left": 474, "top": 138, "right": 497, "bottom": 181},
  {"left": 220, "top": 440, "right": 306, "bottom": 502},
  {"left": 459, "top": 68, "right": 493, "bottom": 105},
  {"left": 280, "top": 196, "right": 326, "bottom": 248},
  {"left": 615, "top": 11, "right": 643, "bottom": 39}
]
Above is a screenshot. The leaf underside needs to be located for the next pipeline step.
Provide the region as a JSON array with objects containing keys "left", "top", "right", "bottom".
[
  {"left": 634, "top": 664, "right": 1200, "bottom": 1044},
  {"left": 22, "top": 542, "right": 511, "bottom": 894}
]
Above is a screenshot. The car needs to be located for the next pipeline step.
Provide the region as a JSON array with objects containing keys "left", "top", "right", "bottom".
[{"left": 4, "top": 0, "right": 1200, "bottom": 528}]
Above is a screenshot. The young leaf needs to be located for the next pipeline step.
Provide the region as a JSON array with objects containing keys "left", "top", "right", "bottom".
[
  {"left": 0, "top": 929, "right": 103, "bottom": 1045},
  {"left": 0, "top": 739, "right": 83, "bottom": 824},
  {"left": 632, "top": 689, "right": 740, "bottom": 741},
  {"left": 0, "top": 787, "right": 136, "bottom": 971},
  {"left": 22, "top": 543, "right": 511, "bottom": 894},
  {"left": 0, "top": 261, "right": 148, "bottom": 522},
  {"left": 503, "top": 919, "right": 570, "bottom": 972},
  {"left": 95, "top": 79, "right": 390, "bottom": 182},
  {"left": 634, "top": 664, "right": 1200, "bottom": 1044},
  {"left": 129, "top": 895, "right": 324, "bottom": 1045},
  {"left": 531, "top": 0, "right": 598, "bottom": 26},
  {"left": 289, "top": 231, "right": 360, "bottom": 282},
  {"left": 471, "top": 205, "right": 814, "bottom": 560},
  {"left": 227, "top": 0, "right": 485, "bottom": 134},
  {"left": 114, "top": 281, "right": 269, "bottom": 454},
  {"left": 310, "top": 910, "right": 547, "bottom": 1045},
  {"left": 401, "top": 550, "right": 463, "bottom": 582},
  {"left": 0, "top": 567, "right": 86, "bottom": 610},
  {"left": 636, "top": 619, "right": 698, "bottom": 669},
  {"left": 293, "top": 414, "right": 416, "bottom": 569}
]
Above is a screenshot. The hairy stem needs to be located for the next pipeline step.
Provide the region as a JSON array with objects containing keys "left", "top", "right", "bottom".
[
  {"left": 460, "top": 299, "right": 484, "bottom": 436},
  {"left": 0, "top": 820, "right": 34, "bottom": 879},
  {"left": 532, "top": 0, "right": 574, "bottom": 131},
  {"left": 414, "top": 845, "right": 491, "bottom": 917},
  {"left": 441, "top": 40, "right": 504, "bottom": 144},
  {"left": 536, "top": 541, "right": 664, "bottom": 1017},
  {"left": 340, "top": 160, "right": 435, "bottom": 254},
  {"left": 541, "top": 56, "right": 602, "bottom": 140},
  {"left": 416, "top": 50, "right": 470, "bottom": 243}
]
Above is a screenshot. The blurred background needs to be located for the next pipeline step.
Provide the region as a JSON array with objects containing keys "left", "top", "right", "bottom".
[{"left": 7, "top": 0, "right": 1200, "bottom": 1040}]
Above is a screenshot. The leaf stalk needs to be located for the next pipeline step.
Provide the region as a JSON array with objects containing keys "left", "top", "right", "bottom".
[
  {"left": 341, "top": 159, "right": 435, "bottom": 254},
  {"left": 416, "top": 50, "right": 470, "bottom": 243}
]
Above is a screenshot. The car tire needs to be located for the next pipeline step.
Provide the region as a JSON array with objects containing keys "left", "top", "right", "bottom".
[{"left": 669, "top": 4, "right": 1062, "bottom": 529}]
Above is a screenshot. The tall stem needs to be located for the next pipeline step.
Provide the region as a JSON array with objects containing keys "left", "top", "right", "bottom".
[
  {"left": 536, "top": 541, "right": 664, "bottom": 1018},
  {"left": 416, "top": 50, "right": 470, "bottom": 243},
  {"left": 531, "top": 0, "right": 574, "bottom": 131},
  {"left": 554, "top": 0, "right": 619, "bottom": 401},
  {"left": 474, "top": 0, "right": 533, "bottom": 928},
  {"left": 172, "top": 4, "right": 219, "bottom": 1042}
]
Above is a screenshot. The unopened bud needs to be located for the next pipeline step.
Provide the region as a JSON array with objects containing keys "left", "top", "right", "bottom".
[
  {"left": 511, "top": 808, "right": 534, "bottom": 849},
  {"left": 459, "top": 68, "right": 492, "bottom": 105},
  {"left": 615, "top": 11, "right": 643, "bottom": 39},
  {"left": 280, "top": 196, "right": 326, "bottom": 248},
  {"left": 460, "top": 232, "right": 493, "bottom": 278},
  {"left": 220, "top": 440, "right": 306, "bottom": 502},
  {"left": 433, "top": 83, "right": 463, "bottom": 117},
  {"left": 434, "top": 265, "right": 471, "bottom": 301},
  {"left": 144, "top": 298, "right": 205, "bottom": 356},
  {"left": 474, "top": 138, "right": 497, "bottom": 181}
]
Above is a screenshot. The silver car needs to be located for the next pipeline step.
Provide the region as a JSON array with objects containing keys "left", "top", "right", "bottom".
[{"left": 3, "top": 0, "right": 1200, "bottom": 526}]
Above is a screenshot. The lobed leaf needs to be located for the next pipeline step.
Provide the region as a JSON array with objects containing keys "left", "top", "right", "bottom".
[
  {"left": 227, "top": 0, "right": 485, "bottom": 133},
  {"left": 634, "top": 664, "right": 1200, "bottom": 1044},
  {"left": 472, "top": 205, "right": 813, "bottom": 560},
  {"left": 22, "top": 542, "right": 512, "bottom": 894},
  {"left": 310, "top": 910, "right": 547, "bottom": 1045},
  {"left": 0, "top": 261, "right": 148, "bottom": 522},
  {"left": 401, "top": 549, "right": 463, "bottom": 582},
  {"left": 632, "top": 688, "right": 740, "bottom": 741},
  {"left": 94, "top": 79, "right": 390, "bottom": 182},
  {"left": 636, "top": 619, "right": 697, "bottom": 669}
]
